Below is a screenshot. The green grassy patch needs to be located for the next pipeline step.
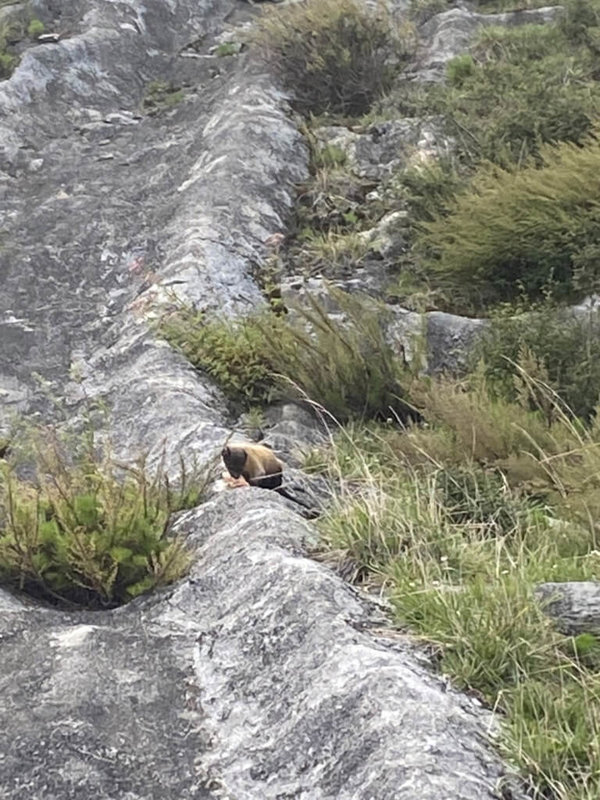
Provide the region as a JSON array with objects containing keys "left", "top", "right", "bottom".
[
  {"left": 142, "top": 81, "right": 184, "bottom": 114},
  {"left": 159, "top": 289, "right": 419, "bottom": 423},
  {"left": 386, "top": 5, "right": 600, "bottom": 169},
  {"left": 313, "top": 374, "right": 600, "bottom": 799}
]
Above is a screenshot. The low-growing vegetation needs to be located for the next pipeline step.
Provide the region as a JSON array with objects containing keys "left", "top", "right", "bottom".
[
  {"left": 253, "top": 0, "right": 415, "bottom": 116},
  {"left": 390, "top": 3, "right": 600, "bottom": 169},
  {"left": 160, "top": 289, "right": 418, "bottom": 423},
  {"left": 418, "top": 137, "right": 600, "bottom": 310},
  {"left": 142, "top": 80, "right": 184, "bottom": 114},
  {"left": 311, "top": 372, "right": 600, "bottom": 800},
  {"left": 474, "top": 304, "right": 600, "bottom": 421},
  {"left": 0, "top": 426, "right": 205, "bottom": 609}
]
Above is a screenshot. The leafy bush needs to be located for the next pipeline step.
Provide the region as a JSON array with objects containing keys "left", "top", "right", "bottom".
[
  {"left": 0, "top": 429, "right": 200, "bottom": 609},
  {"left": 253, "top": 0, "right": 414, "bottom": 115},
  {"left": 385, "top": 13, "right": 600, "bottom": 168},
  {"left": 419, "top": 137, "right": 600, "bottom": 308},
  {"left": 453, "top": 21, "right": 600, "bottom": 165},
  {"left": 27, "top": 18, "right": 44, "bottom": 38},
  {"left": 0, "top": 25, "right": 16, "bottom": 79},
  {"left": 475, "top": 305, "right": 600, "bottom": 421},
  {"left": 260, "top": 289, "right": 419, "bottom": 424}
]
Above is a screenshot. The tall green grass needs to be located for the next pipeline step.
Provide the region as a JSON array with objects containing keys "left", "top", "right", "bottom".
[{"left": 313, "top": 376, "right": 600, "bottom": 799}]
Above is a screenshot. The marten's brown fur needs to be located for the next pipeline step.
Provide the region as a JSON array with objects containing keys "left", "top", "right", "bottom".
[{"left": 221, "top": 443, "right": 283, "bottom": 490}]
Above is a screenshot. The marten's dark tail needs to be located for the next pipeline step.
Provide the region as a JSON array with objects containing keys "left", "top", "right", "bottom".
[{"left": 249, "top": 472, "right": 283, "bottom": 490}]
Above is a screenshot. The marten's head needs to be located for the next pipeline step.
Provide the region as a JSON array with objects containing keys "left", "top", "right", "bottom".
[{"left": 221, "top": 446, "right": 247, "bottom": 479}]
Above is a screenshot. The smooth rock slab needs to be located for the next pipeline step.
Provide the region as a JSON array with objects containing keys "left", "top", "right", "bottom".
[
  {"left": 0, "top": 491, "right": 526, "bottom": 799},
  {"left": 535, "top": 582, "right": 600, "bottom": 635}
]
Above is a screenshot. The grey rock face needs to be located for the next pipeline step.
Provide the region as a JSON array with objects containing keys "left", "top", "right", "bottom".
[
  {"left": 0, "top": 0, "right": 307, "bottom": 469},
  {"left": 388, "top": 307, "right": 487, "bottom": 375},
  {"left": 0, "top": 491, "right": 526, "bottom": 799},
  {"left": 0, "top": 0, "right": 534, "bottom": 796},
  {"left": 535, "top": 582, "right": 600, "bottom": 635}
]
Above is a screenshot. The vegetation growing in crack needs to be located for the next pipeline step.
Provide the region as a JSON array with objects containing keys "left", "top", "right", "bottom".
[
  {"left": 0, "top": 423, "right": 208, "bottom": 609},
  {"left": 253, "top": 0, "right": 415, "bottom": 116},
  {"left": 142, "top": 81, "right": 184, "bottom": 114},
  {"left": 160, "top": 289, "right": 418, "bottom": 424}
]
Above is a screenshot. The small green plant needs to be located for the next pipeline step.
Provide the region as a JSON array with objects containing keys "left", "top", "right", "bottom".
[
  {"left": 215, "top": 41, "right": 239, "bottom": 57},
  {"left": 142, "top": 81, "right": 184, "bottom": 114},
  {"left": 27, "top": 18, "right": 45, "bottom": 38},
  {"left": 253, "top": 0, "right": 414, "bottom": 115},
  {"left": 446, "top": 53, "right": 475, "bottom": 87},
  {"left": 293, "top": 230, "right": 370, "bottom": 277},
  {"left": 0, "top": 24, "right": 16, "bottom": 79},
  {"left": 0, "top": 428, "right": 201, "bottom": 609},
  {"left": 419, "top": 137, "right": 600, "bottom": 309},
  {"left": 160, "top": 307, "right": 280, "bottom": 410}
]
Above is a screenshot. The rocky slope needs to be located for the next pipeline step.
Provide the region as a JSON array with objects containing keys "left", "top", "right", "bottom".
[{"left": 0, "top": 1, "right": 554, "bottom": 797}]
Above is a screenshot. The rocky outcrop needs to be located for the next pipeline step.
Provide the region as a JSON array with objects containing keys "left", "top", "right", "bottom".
[
  {"left": 412, "top": 5, "right": 562, "bottom": 81},
  {"left": 535, "top": 582, "right": 600, "bottom": 636},
  {"left": 313, "top": 117, "right": 452, "bottom": 181},
  {"left": 0, "top": 0, "right": 554, "bottom": 796},
  {"left": 0, "top": 490, "right": 526, "bottom": 799}
]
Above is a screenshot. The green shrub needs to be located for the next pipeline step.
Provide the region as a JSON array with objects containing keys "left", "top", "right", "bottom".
[
  {"left": 0, "top": 430, "right": 200, "bottom": 609},
  {"left": 475, "top": 305, "right": 600, "bottom": 421},
  {"left": 446, "top": 54, "right": 475, "bottom": 87},
  {"left": 386, "top": 15, "right": 600, "bottom": 168},
  {"left": 161, "top": 290, "right": 419, "bottom": 423},
  {"left": 260, "top": 289, "right": 419, "bottom": 423},
  {"left": 419, "top": 137, "right": 600, "bottom": 309},
  {"left": 27, "top": 18, "right": 44, "bottom": 38},
  {"left": 253, "top": 0, "right": 414, "bottom": 115},
  {"left": 0, "top": 24, "right": 16, "bottom": 79},
  {"left": 160, "top": 307, "right": 280, "bottom": 410},
  {"left": 396, "top": 158, "right": 465, "bottom": 224},
  {"left": 559, "top": 0, "right": 600, "bottom": 45}
]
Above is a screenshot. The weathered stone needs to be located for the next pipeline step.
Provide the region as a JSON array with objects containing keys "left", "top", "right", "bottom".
[
  {"left": 0, "top": 0, "right": 540, "bottom": 795},
  {"left": 359, "top": 209, "right": 409, "bottom": 258},
  {"left": 0, "top": 491, "right": 527, "bottom": 799},
  {"left": 314, "top": 117, "right": 452, "bottom": 180},
  {"left": 535, "top": 582, "right": 600, "bottom": 636}
]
